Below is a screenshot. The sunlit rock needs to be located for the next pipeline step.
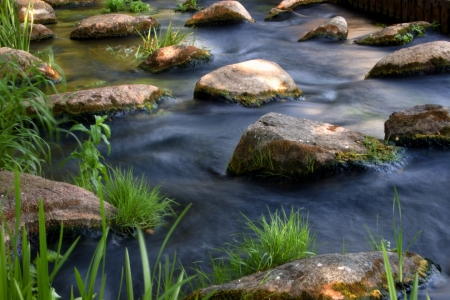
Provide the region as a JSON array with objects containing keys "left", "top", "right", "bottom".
[
  {"left": 194, "top": 59, "right": 302, "bottom": 107},
  {"left": 0, "top": 170, "right": 116, "bottom": 243},
  {"left": 15, "top": 0, "right": 56, "bottom": 24},
  {"left": 184, "top": 1, "right": 254, "bottom": 27},
  {"left": 227, "top": 112, "right": 399, "bottom": 179},
  {"left": 385, "top": 104, "right": 450, "bottom": 148},
  {"left": 70, "top": 14, "right": 159, "bottom": 39},
  {"left": 185, "top": 252, "right": 443, "bottom": 300},
  {"left": 355, "top": 21, "right": 432, "bottom": 46},
  {"left": 28, "top": 23, "right": 56, "bottom": 41},
  {"left": 299, "top": 16, "right": 348, "bottom": 41},
  {"left": 365, "top": 41, "right": 450, "bottom": 78},
  {"left": 49, "top": 84, "right": 168, "bottom": 117},
  {"left": 264, "top": 0, "right": 327, "bottom": 21},
  {"left": 138, "top": 45, "right": 212, "bottom": 74},
  {"left": 0, "top": 47, "right": 61, "bottom": 82}
]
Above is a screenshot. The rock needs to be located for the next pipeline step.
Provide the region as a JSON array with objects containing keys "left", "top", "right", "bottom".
[
  {"left": 175, "top": 0, "right": 203, "bottom": 12},
  {"left": 0, "top": 47, "right": 61, "bottom": 82},
  {"left": 355, "top": 21, "right": 432, "bottom": 46},
  {"left": 264, "top": 0, "right": 327, "bottom": 21},
  {"left": 49, "top": 84, "right": 168, "bottom": 117},
  {"left": 138, "top": 45, "right": 212, "bottom": 74},
  {"left": 385, "top": 104, "right": 450, "bottom": 148},
  {"left": 194, "top": 59, "right": 302, "bottom": 107},
  {"left": 365, "top": 41, "right": 450, "bottom": 78},
  {"left": 15, "top": 0, "right": 57, "bottom": 24},
  {"left": 185, "top": 1, "right": 254, "bottom": 27},
  {"left": 185, "top": 252, "right": 443, "bottom": 300},
  {"left": 0, "top": 170, "right": 116, "bottom": 243},
  {"left": 70, "top": 14, "right": 159, "bottom": 39},
  {"left": 264, "top": 8, "right": 293, "bottom": 21},
  {"left": 299, "top": 16, "right": 348, "bottom": 41},
  {"left": 28, "top": 24, "right": 56, "bottom": 41},
  {"left": 42, "top": 0, "right": 100, "bottom": 7},
  {"left": 227, "top": 112, "right": 399, "bottom": 179}
]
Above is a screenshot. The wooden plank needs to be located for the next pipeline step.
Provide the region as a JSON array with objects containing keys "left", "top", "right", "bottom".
[
  {"left": 363, "top": 0, "right": 369, "bottom": 11},
  {"left": 425, "top": 0, "right": 432, "bottom": 21},
  {"left": 402, "top": 0, "right": 410, "bottom": 21},
  {"left": 375, "top": 0, "right": 382, "bottom": 14},
  {"left": 395, "top": 0, "right": 403, "bottom": 20},
  {"left": 382, "top": 0, "right": 389, "bottom": 15},
  {"left": 369, "top": 0, "right": 376, "bottom": 12},
  {"left": 433, "top": 0, "right": 441, "bottom": 22},
  {"left": 416, "top": 0, "right": 424, "bottom": 20},
  {"left": 388, "top": 0, "right": 395, "bottom": 17},
  {"left": 441, "top": 1, "right": 449, "bottom": 33}
]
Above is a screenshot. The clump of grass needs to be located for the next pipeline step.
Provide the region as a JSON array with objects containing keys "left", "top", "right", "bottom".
[
  {"left": 175, "top": 0, "right": 202, "bottom": 12},
  {"left": 102, "top": 0, "right": 150, "bottom": 13},
  {"left": 103, "top": 166, "right": 176, "bottom": 232},
  {"left": 137, "top": 22, "right": 194, "bottom": 56},
  {"left": 0, "top": 0, "right": 32, "bottom": 52},
  {"left": 193, "top": 206, "right": 316, "bottom": 288}
]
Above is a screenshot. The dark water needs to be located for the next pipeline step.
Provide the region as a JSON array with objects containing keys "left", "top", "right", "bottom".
[{"left": 35, "top": 0, "right": 450, "bottom": 298}]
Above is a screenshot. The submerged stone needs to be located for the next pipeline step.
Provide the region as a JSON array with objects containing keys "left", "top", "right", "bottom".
[
  {"left": 194, "top": 59, "right": 302, "bottom": 107},
  {"left": 299, "top": 16, "right": 348, "bottom": 41},
  {"left": 138, "top": 45, "right": 212, "bottom": 74},
  {"left": 355, "top": 21, "right": 432, "bottom": 46},
  {"left": 49, "top": 84, "right": 168, "bottom": 117},
  {"left": 385, "top": 104, "right": 450, "bottom": 148},
  {"left": 184, "top": 251, "right": 443, "bottom": 300},
  {"left": 184, "top": 1, "right": 254, "bottom": 27},
  {"left": 0, "top": 47, "right": 61, "bottom": 82},
  {"left": 365, "top": 41, "right": 450, "bottom": 78},
  {"left": 28, "top": 24, "right": 56, "bottom": 41},
  {"left": 15, "top": 0, "right": 57, "bottom": 24},
  {"left": 227, "top": 112, "right": 400, "bottom": 180},
  {"left": 70, "top": 14, "right": 159, "bottom": 39}
]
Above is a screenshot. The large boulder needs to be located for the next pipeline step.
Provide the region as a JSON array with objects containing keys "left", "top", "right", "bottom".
[
  {"left": 70, "top": 14, "right": 159, "bottom": 39},
  {"left": 0, "top": 171, "right": 116, "bottom": 243},
  {"left": 49, "top": 84, "right": 168, "bottom": 117},
  {"left": 194, "top": 59, "right": 302, "bottom": 107},
  {"left": 185, "top": 252, "right": 443, "bottom": 300},
  {"left": 0, "top": 47, "right": 61, "bottom": 82},
  {"left": 299, "top": 16, "right": 348, "bottom": 41},
  {"left": 184, "top": 1, "right": 254, "bottom": 27},
  {"left": 355, "top": 21, "right": 432, "bottom": 46},
  {"left": 264, "top": 0, "right": 327, "bottom": 21},
  {"left": 28, "top": 24, "right": 56, "bottom": 41},
  {"left": 15, "top": 0, "right": 57, "bottom": 24},
  {"left": 365, "top": 41, "right": 450, "bottom": 78},
  {"left": 138, "top": 45, "right": 212, "bottom": 74},
  {"left": 227, "top": 112, "right": 399, "bottom": 179},
  {"left": 385, "top": 104, "right": 450, "bottom": 148}
]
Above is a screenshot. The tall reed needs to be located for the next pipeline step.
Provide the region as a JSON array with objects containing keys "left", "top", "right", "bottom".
[{"left": 0, "top": 0, "right": 33, "bottom": 51}]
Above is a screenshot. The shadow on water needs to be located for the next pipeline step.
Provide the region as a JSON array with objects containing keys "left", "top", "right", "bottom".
[{"left": 39, "top": 0, "right": 450, "bottom": 298}]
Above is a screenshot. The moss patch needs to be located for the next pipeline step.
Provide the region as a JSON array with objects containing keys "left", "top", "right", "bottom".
[
  {"left": 335, "top": 136, "right": 399, "bottom": 164},
  {"left": 331, "top": 281, "right": 381, "bottom": 299}
]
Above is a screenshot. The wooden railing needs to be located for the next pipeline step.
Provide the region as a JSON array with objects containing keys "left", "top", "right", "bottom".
[{"left": 336, "top": 0, "right": 450, "bottom": 33}]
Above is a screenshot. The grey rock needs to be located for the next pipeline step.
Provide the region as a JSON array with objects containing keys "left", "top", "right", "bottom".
[
  {"left": 299, "top": 16, "right": 348, "bottom": 41},
  {"left": 185, "top": 1, "right": 254, "bottom": 27},
  {"left": 28, "top": 24, "right": 56, "bottom": 41},
  {"left": 15, "top": 0, "right": 56, "bottom": 24}
]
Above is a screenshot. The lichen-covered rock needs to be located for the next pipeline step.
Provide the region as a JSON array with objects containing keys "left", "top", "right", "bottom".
[
  {"left": 227, "top": 112, "right": 399, "bottom": 179},
  {"left": 15, "top": 0, "right": 56, "bottom": 24},
  {"left": 299, "top": 16, "right": 348, "bottom": 41},
  {"left": 138, "top": 45, "right": 212, "bottom": 74},
  {"left": 185, "top": 1, "right": 254, "bottom": 27},
  {"left": 264, "top": 0, "right": 327, "bottom": 21},
  {"left": 70, "top": 14, "right": 159, "bottom": 39},
  {"left": 49, "top": 84, "right": 168, "bottom": 117},
  {"left": 0, "top": 47, "right": 61, "bottom": 82},
  {"left": 365, "top": 41, "right": 450, "bottom": 78},
  {"left": 28, "top": 24, "right": 56, "bottom": 41},
  {"left": 42, "top": 0, "right": 100, "bottom": 7},
  {"left": 184, "top": 252, "right": 443, "bottom": 300},
  {"left": 355, "top": 21, "right": 431, "bottom": 46},
  {"left": 0, "top": 171, "right": 116, "bottom": 243},
  {"left": 194, "top": 59, "right": 302, "bottom": 107},
  {"left": 385, "top": 104, "right": 450, "bottom": 148}
]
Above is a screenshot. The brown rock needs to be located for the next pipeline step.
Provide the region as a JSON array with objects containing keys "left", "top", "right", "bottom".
[
  {"left": 49, "top": 84, "right": 168, "bottom": 116},
  {"left": 138, "top": 45, "right": 212, "bottom": 74},
  {"left": 299, "top": 16, "right": 348, "bottom": 41},
  {"left": 70, "top": 14, "right": 159, "bottom": 39},
  {"left": 276, "top": 0, "right": 327, "bottom": 10},
  {"left": 0, "top": 171, "right": 116, "bottom": 243},
  {"left": 42, "top": 0, "right": 100, "bottom": 7},
  {"left": 227, "top": 112, "right": 399, "bottom": 179},
  {"left": 0, "top": 47, "right": 61, "bottom": 82},
  {"left": 185, "top": 252, "right": 443, "bottom": 300},
  {"left": 355, "top": 21, "right": 431, "bottom": 46},
  {"left": 365, "top": 41, "right": 450, "bottom": 78},
  {"left": 385, "top": 104, "right": 450, "bottom": 148},
  {"left": 28, "top": 23, "right": 56, "bottom": 41},
  {"left": 194, "top": 59, "right": 302, "bottom": 107},
  {"left": 15, "top": 0, "right": 57, "bottom": 24},
  {"left": 185, "top": 1, "right": 254, "bottom": 27}
]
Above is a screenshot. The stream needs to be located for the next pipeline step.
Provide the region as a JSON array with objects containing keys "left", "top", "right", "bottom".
[{"left": 33, "top": 0, "right": 450, "bottom": 298}]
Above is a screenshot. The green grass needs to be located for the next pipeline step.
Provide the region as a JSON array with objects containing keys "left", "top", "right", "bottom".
[
  {"left": 103, "top": 166, "right": 177, "bottom": 232},
  {"left": 102, "top": 0, "right": 150, "bottom": 13},
  {"left": 0, "top": 0, "right": 32, "bottom": 51}
]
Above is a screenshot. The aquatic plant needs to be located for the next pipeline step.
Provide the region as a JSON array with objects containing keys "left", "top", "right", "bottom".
[
  {"left": 175, "top": 0, "right": 202, "bottom": 12},
  {"left": 102, "top": 0, "right": 150, "bottom": 13},
  {"left": 0, "top": 0, "right": 32, "bottom": 52}
]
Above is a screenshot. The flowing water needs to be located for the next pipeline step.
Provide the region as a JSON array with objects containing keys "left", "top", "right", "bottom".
[{"left": 34, "top": 0, "right": 450, "bottom": 298}]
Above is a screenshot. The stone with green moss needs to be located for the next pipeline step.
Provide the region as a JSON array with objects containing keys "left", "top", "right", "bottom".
[
  {"left": 227, "top": 112, "right": 400, "bottom": 180},
  {"left": 184, "top": 1, "right": 254, "bottom": 27},
  {"left": 385, "top": 104, "right": 450, "bottom": 148},
  {"left": 365, "top": 41, "right": 450, "bottom": 78}
]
